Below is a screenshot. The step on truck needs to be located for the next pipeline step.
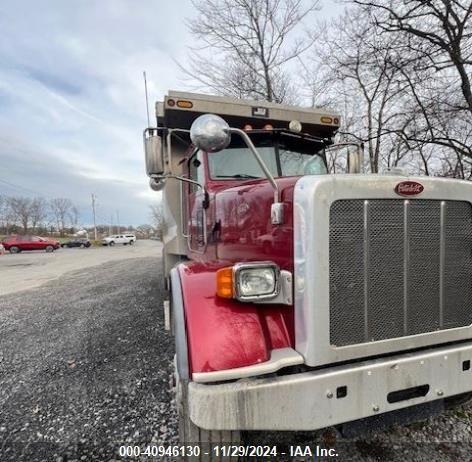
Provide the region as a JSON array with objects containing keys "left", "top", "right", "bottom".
[{"left": 143, "top": 91, "right": 472, "bottom": 456}]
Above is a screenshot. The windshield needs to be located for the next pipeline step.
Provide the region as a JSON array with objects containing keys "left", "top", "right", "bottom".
[{"left": 208, "top": 132, "right": 327, "bottom": 180}]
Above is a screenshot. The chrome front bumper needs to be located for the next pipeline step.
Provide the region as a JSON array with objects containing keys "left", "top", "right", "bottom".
[{"left": 189, "top": 341, "right": 472, "bottom": 430}]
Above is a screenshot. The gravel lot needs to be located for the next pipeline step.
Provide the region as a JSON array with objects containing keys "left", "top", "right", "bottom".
[
  {"left": 1, "top": 247, "right": 471, "bottom": 461},
  {"left": 0, "top": 254, "right": 177, "bottom": 461},
  {"left": 0, "top": 240, "right": 160, "bottom": 296}
]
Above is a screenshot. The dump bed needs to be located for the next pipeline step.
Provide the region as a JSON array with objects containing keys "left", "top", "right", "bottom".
[{"left": 156, "top": 91, "right": 340, "bottom": 141}]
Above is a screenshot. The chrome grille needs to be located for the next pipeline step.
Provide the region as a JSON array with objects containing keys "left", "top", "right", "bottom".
[{"left": 329, "top": 200, "right": 472, "bottom": 347}]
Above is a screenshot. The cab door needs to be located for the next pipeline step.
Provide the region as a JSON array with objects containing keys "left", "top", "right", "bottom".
[{"left": 187, "top": 151, "right": 207, "bottom": 253}]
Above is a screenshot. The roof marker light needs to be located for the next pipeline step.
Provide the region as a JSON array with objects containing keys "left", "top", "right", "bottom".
[{"left": 177, "top": 100, "right": 193, "bottom": 108}]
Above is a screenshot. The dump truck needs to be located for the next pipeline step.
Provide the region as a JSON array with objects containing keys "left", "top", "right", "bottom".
[{"left": 144, "top": 90, "right": 472, "bottom": 458}]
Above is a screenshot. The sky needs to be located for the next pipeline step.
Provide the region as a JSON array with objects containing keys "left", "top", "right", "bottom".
[{"left": 0, "top": 0, "right": 339, "bottom": 227}]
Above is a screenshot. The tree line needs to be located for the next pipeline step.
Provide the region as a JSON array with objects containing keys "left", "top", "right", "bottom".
[
  {"left": 0, "top": 195, "right": 79, "bottom": 236},
  {"left": 0, "top": 193, "right": 163, "bottom": 239},
  {"left": 185, "top": 0, "right": 472, "bottom": 179}
]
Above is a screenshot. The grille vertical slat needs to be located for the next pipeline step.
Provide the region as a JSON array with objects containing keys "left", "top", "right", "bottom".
[
  {"left": 403, "top": 200, "right": 410, "bottom": 336},
  {"left": 329, "top": 199, "right": 472, "bottom": 347},
  {"left": 439, "top": 201, "right": 446, "bottom": 329},
  {"left": 363, "top": 200, "right": 370, "bottom": 342}
]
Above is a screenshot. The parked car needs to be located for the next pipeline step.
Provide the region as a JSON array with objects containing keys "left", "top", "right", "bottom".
[
  {"left": 101, "top": 234, "right": 135, "bottom": 246},
  {"left": 1, "top": 235, "right": 61, "bottom": 253},
  {"left": 123, "top": 233, "right": 137, "bottom": 243},
  {"left": 61, "top": 238, "right": 91, "bottom": 248}
]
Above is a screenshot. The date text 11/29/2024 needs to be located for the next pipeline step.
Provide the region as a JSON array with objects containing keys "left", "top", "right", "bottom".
[{"left": 118, "top": 445, "right": 339, "bottom": 459}]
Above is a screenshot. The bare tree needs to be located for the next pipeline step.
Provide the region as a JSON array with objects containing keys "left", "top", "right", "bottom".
[
  {"left": 354, "top": 0, "right": 472, "bottom": 112},
  {"left": 30, "top": 197, "right": 48, "bottom": 232},
  {"left": 184, "top": 0, "right": 319, "bottom": 102},
  {"left": 0, "top": 195, "right": 8, "bottom": 230},
  {"left": 315, "top": 8, "right": 407, "bottom": 173},
  {"left": 50, "top": 198, "right": 73, "bottom": 236},
  {"left": 69, "top": 205, "right": 80, "bottom": 230},
  {"left": 8, "top": 196, "right": 32, "bottom": 233},
  {"left": 351, "top": 0, "right": 472, "bottom": 168},
  {"left": 136, "top": 224, "right": 153, "bottom": 239},
  {"left": 149, "top": 203, "right": 164, "bottom": 239}
]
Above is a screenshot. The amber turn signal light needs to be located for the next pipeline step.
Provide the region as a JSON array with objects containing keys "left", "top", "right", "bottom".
[
  {"left": 216, "top": 267, "right": 234, "bottom": 298},
  {"left": 176, "top": 100, "right": 193, "bottom": 108}
]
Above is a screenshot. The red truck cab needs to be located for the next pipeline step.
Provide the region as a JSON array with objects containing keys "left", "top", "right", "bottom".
[{"left": 144, "top": 91, "right": 472, "bottom": 451}]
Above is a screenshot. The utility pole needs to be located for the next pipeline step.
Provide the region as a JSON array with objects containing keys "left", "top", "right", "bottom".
[
  {"left": 116, "top": 210, "right": 120, "bottom": 234},
  {"left": 109, "top": 215, "right": 113, "bottom": 236},
  {"left": 91, "top": 193, "right": 98, "bottom": 241}
]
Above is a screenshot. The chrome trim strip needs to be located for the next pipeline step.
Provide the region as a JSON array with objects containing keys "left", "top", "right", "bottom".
[
  {"left": 363, "top": 200, "right": 370, "bottom": 342},
  {"left": 403, "top": 200, "right": 410, "bottom": 336},
  {"left": 192, "top": 348, "right": 303, "bottom": 383},
  {"left": 439, "top": 200, "right": 446, "bottom": 329}
]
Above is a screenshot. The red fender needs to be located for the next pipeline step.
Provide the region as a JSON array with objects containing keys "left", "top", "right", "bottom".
[{"left": 178, "top": 262, "right": 294, "bottom": 374}]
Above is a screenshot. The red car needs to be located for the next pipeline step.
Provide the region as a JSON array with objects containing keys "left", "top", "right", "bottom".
[{"left": 1, "top": 235, "right": 61, "bottom": 253}]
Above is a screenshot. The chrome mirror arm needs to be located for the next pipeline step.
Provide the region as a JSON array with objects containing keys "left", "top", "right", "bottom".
[
  {"left": 227, "top": 128, "right": 283, "bottom": 225},
  {"left": 227, "top": 128, "right": 280, "bottom": 204},
  {"left": 150, "top": 174, "right": 208, "bottom": 202}
]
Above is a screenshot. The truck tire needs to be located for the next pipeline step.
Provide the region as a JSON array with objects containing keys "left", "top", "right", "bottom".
[{"left": 177, "top": 377, "right": 240, "bottom": 461}]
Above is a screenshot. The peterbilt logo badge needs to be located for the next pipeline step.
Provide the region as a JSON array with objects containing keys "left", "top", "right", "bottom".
[{"left": 395, "top": 181, "right": 424, "bottom": 196}]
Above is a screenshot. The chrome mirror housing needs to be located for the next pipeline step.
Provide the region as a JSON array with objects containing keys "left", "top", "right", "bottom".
[
  {"left": 144, "top": 128, "right": 165, "bottom": 175},
  {"left": 190, "top": 114, "right": 231, "bottom": 153}
]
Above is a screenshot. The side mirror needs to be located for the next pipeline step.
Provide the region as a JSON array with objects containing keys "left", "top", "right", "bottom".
[
  {"left": 144, "top": 128, "right": 164, "bottom": 176},
  {"left": 190, "top": 114, "right": 231, "bottom": 153}
]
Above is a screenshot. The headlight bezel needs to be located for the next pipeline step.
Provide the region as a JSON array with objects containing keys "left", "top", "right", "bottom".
[{"left": 233, "top": 261, "right": 280, "bottom": 301}]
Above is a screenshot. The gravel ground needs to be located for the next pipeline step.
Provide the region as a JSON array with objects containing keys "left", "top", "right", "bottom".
[
  {"left": 1, "top": 255, "right": 471, "bottom": 461},
  {"left": 0, "top": 240, "right": 161, "bottom": 296},
  {"left": 0, "top": 257, "right": 177, "bottom": 461}
]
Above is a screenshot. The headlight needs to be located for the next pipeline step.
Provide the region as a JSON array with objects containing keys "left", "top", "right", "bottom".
[{"left": 217, "top": 262, "right": 280, "bottom": 301}]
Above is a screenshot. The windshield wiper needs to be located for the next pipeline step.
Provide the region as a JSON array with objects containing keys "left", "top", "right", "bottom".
[{"left": 215, "top": 174, "right": 261, "bottom": 179}]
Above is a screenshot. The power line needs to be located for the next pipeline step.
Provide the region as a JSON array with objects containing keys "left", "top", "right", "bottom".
[{"left": 0, "top": 178, "right": 48, "bottom": 197}]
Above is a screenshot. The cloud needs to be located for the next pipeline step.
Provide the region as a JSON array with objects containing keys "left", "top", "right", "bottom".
[
  {"left": 0, "top": 0, "right": 193, "bottom": 225},
  {"left": 0, "top": 0, "right": 340, "bottom": 227}
]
